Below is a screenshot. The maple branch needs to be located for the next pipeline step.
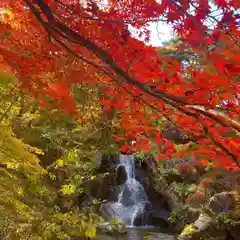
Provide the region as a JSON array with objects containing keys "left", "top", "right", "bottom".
[
  {"left": 167, "top": 0, "right": 206, "bottom": 41},
  {"left": 199, "top": 118, "right": 240, "bottom": 168},
  {"left": 187, "top": 105, "right": 240, "bottom": 134},
  {"left": 55, "top": 0, "right": 166, "bottom": 25},
  {"left": 25, "top": 0, "right": 240, "bottom": 166},
  {"left": 120, "top": 83, "right": 202, "bottom": 143},
  {"left": 163, "top": 103, "right": 240, "bottom": 167},
  {"left": 26, "top": 0, "right": 216, "bottom": 115},
  {"left": 34, "top": 2, "right": 200, "bottom": 144},
  {"left": 25, "top": 0, "right": 188, "bottom": 106},
  {"left": 49, "top": 23, "right": 198, "bottom": 143},
  {"left": 0, "top": 45, "right": 32, "bottom": 57}
]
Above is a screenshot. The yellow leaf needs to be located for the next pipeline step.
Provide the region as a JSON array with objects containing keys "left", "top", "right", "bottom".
[
  {"left": 60, "top": 184, "right": 76, "bottom": 195},
  {"left": 56, "top": 159, "right": 64, "bottom": 168},
  {"left": 5, "top": 9, "right": 12, "bottom": 16},
  {"left": 85, "top": 226, "right": 96, "bottom": 238},
  {"left": 90, "top": 176, "right": 96, "bottom": 180}
]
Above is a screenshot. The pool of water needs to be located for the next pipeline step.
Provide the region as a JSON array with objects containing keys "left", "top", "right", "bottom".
[{"left": 96, "top": 226, "right": 173, "bottom": 240}]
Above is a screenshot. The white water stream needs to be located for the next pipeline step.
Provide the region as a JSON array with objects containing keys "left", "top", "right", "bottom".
[{"left": 107, "top": 155, "right": 149, "bottom": 226}]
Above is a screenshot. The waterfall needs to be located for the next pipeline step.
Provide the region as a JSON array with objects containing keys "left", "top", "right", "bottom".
[
  {"left": 119, "top": 154, "right": 136, "bottom": 180},
  {"left": 103, "top": 154, "right": 149, "bottom": 227}
]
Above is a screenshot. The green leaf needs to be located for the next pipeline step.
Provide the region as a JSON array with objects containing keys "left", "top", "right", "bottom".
[{"left": 49, "top": 172, "right": 56, "bottom": 180}]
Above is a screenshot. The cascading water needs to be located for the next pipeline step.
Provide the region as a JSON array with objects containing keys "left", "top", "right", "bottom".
[{"left": 103, "top": 154, "right": 149, "bottom": 227}]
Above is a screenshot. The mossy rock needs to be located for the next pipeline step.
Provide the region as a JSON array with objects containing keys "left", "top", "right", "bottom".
[
  {"left": 170, "top": 206, "right": 201, "bottom": 233},
  {"left": 217, "top": 207, "right": 240, "bottom": 240},
  {"left": 178, "top": 213, "right": 214, "bottom": 240},
  {"left": 97, "top": 221, "right": 127, "bottom": 236}
]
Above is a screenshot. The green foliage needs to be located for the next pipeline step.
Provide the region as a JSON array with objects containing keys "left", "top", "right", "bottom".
[
  {"left": 174, "top": 183, "right": 197, "bottom": 198},
  {"left": 0, "top": 126, "right": 99, "bottom": 240},
  {"left": 0, "top": 72, "right": 102, "bottom": 239},
  {"left": 217, "top": 207, "right": 240, "bottom": 226},
  {"left": 168, "top": 215, "right": 177, "bottom": 223}
]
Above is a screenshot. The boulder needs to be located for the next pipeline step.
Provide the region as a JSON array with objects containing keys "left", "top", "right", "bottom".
[
  {"left": 185, "top": 191, "right": 206, "bottom": 208},
  {"left": 194, "top": 213, "right": 213, "bottom": 232},
  {"left": 209, "top": 192, "right": 234, "bottom": 213}
]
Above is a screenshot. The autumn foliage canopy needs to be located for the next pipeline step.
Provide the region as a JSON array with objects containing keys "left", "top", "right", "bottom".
[{"left": 1, "top": 0, "right": 240, "bottom": 169}]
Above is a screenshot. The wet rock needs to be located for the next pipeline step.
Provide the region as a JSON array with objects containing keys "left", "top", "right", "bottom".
[
  {"left": 215, "top": 234, "right": 230, "bottom": 240},
  {"left": 150, "top": 215, "right": 170, "bottom": 229},
  {"left": 136, "top": 155, "right": 158, "bottom": 174},
  {"left": 115, "top": 165, "right": 127, "bottom": 185},
  {"left": 209, "top": 192, "right": 234, "bottom": 213},
  {"left": 83, "top": 173, "right": 115, "bottom": 200},
  {"left": 99, "top": 202, "right": 117, "bottom": 222},
  {"left": 143, "top": 186, "right": 171, "bottom": 227},
  {"left": 135, "top": 168, "right": 149, "bottom": 187},
  {"left": 108, "top": 185, "right": 123, "bottom": 202},
  {"left": 133, "top": 203, "right": 151, "bottom": 226},
  {"left": 97, "top": 154, "right": 119, "bottom": 172},
  {"left": 147, "top": 233, "right": 175, "bottom": 240}
]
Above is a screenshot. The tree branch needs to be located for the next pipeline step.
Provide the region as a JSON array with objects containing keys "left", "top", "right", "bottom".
[{"left": 23, "top": 0, "right": 240, "bottom": 166}]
